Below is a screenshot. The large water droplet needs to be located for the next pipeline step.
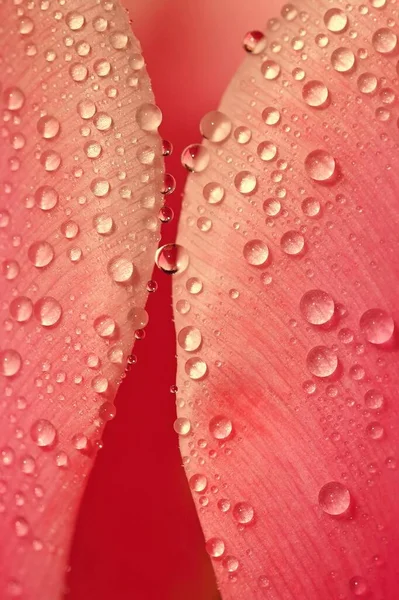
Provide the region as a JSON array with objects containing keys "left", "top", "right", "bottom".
[
  {"left": 318, "top": 481, "right": 350, "bottom": 515},
  {"left": 243, "top": 240, "right": 269, "bottom": 265},
  {"left": 364, "top": 389, "right": 384, "bottom": 410},
  {"left": 324, "top": 8, "right": 348, "bottom": 32},
  {"left": 331, "top": 47, "right": 355, "bottom": 72},
  {"left": 305, "top": 150, "right": 336, "bottom": 181},
  {"left": 173, "top": 417, "right": 191, "bottom": 436},
  {"left": 37, "top": 115, "right": 60, "bottom": 139},
  {"left": 200, "top": 110, "right": 232, "bottom": 142},
  {"left": 257, "top": 141, "right": 277, "bottom": 161},
  {"left": 178, "top": 326, "right": 202, "bottom": 352},
  {"left": 181, "top": 144, "right": 210, "bottom": 172},
  {"left": 35, "top": 186, "right": 58, "bottom": 211},
  {"left": 233, "top": 502, "right": 255, "bottom": 524},
  {"left": 203, "top": 182, "right": 225, "bottom": 204},
  {"left": 280, "top": 231, "right": 305, "bottom": 255},
  {"left": 185, "top": 357, "right": 208, "bottom": 380},
  {"left": 155, "top": 244, "right": 189, "bottom": 274},
  {"left": 0, "top": 350, "right": 22, "bottom": 377},
  {"left": 4, "top": 87, "right": 25, "bottom": 111},
  {"left": 261, "top": 60, "right": 281, "bottom": 80},
  {"left": 302, "top": 81, "right": 329, "bottom": 108},
  {"left": 307, "top": 346, "right": 338, "bottom": 377},
  {"left": 30, "top": 419, "right": 56, "bottom": 447},
  {"left": 34, "top": 297, "right": 62, "bottom": 327},
  {"left": 93, "top": 315, "right": 116, "bottom": 338},
  {"left": 136, "top": 103, "right": 162, "bottom": 132},
  {"left": 107, "top": 256, "right": 134, "bottom": 283},
  {"left": 209, "top": 416, "right": 233, "bottom": 440},
  {"left": 372, "top": 28, "right": 397, "bottom": 54},
  {"left": 234, "top": 171, "right": 257, "bottom": 194},
  {"left": 9, "top": 297, "right": 33, "bottom": 323},
  {"left": 28, "top": 241, "right": 54, "bottom": 268},
  {"left": 359, "top": 308, "right": 394, "bottom": 344},
  {"left": 189, "top": 473, "right": 208, "bottom": 492},
  {"left": 243, "top": 31, "right": 266, "bottom": 54},
  {"left": 300, "top": 290, "right": 334, "bottom": 325},
  {"left": 206, "top": 537, "right": 225, "bottom": 558},
  {"left": 357, "top": 73, "right": 378, "bottom": 95}
]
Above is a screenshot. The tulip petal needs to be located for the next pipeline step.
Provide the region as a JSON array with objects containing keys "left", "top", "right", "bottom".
[
  {"left": 174, "top": 1, "right": 399, "bottom": 598},
  {"left": 0, "top": 1, "right": 164, "bottom": 596}
]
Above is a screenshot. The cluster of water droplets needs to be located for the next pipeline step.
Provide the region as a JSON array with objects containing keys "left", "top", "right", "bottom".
[{"left": 170, "top": 1, "right": 398, "bottom": 595}]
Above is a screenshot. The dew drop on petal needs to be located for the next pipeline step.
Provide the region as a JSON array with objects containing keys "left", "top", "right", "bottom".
[
  {"left": 300, "top": 290, "right": 334, "bottom": 325},
  {"left": 200, "top": 111, "right": 232, "bottom": 142},
  {"left": 233, "top": 502, "right": 255, "bottom": 524},
  {"left": 324, "top": 8, "right": 348, "bottom": 33},
  {"left": 93, "top": 315, "right": 116, "bottom": 338},
  {"left": 243, "top": 239, "right": 269, "bottom": 265},
  {"left": 305, "top": 150, "right": 336, "bottom": 181},
  {"left": 307, "top": 346, "right": 338, "bottom": 378},
  {"left": 366, "top": 421, "right": 385, "bottom": 440},
  {"left": 66, "top": 12, "right": 85, "bottom": 31},
  {"left": 107, "top": 256, "right": 134, "bottom": 283},
  {"left": 243, "top": 31, "right": 266, "bottom": 54},
  {"left": 4, "top": 87, "right": 25, "bottom": 111},
  {"left": 0, "top": 350, "right": 22, "bottom": 377},
  {"left": 318, "top": 481, "right": 350, "bottom": 515},
  {"left": 30, "top": 420, "right": 56, "bottom": 447},
  {"left": 261, "top": 60, "right": 281, "bottom": 80},
  {"left": 357, "top": 73, "right": 378, "bottom": 94},
  {"left": 37, "top": 115, "right": 60, "bottom": 139},
  {"left": 359, "top": 308, "right": 394, "bottom": 344},
  {"left": 155, "top": 244, "right": 189, "bottom": 274},
  {"left": 280, "top": 231, "right": 305, "bottom": 255},
  {"left": 364, "top": 389, "right": 384, "bottom": 410},
  {"left": 185, "top": 357, "right": 208, "bottom": 380},
  {"left": 331, "top": 47, "right": 355, "bottom": 72},
  {"left": 181, "top": 144, "right": 210, "bottom": 172},
  {"left": 173, "top": 417, "right": 191, "bottom": 436},
  {"left": 262, "top": 107, "right": 281, "bottom": 126},
  {"left": 302, "top": 81, "right": 329, "bottom": 108},
  {"left": 9, "top": 297, "right": 33, "bottom": 323},
  {"left": 206, "top": 538, "right": 225, "bottom": 558},
  {"left": 136, "top": 103, "right": 162, "bottom": 132},
  {"left": 35, "top": 186, "right": 58, "bottom": 211},
  {"left": 93, "top": 214, "right": 114, "bottom": 235},
  {"left": 203, "top": 182, "right": 225, "bottom": 204},
  {"left": 94, "top": 112, "right": 113, "bottom": 131},
  {"left": 178, "top": 326, "right": 202, "bottom": 352},
  {"left": 302, "top": 197, "right": 321, "bottom": 217},
  {"left": 209, "top": 415, "right": 233, "bottom": 440},
  {"left": 234, "top": 171, "right": 257, "bottom": 194},
  {"left": 189, "top": 473, "right": 208, "bottom": 492},
  {"left": 372, "top": 28, "right": 397, "bottom": 54},
  {"left": 28, "top": 241, "right": 54, "bottom": 268},
  {"left": 34, "top": 297, "right": 62, "bottom": 327}
]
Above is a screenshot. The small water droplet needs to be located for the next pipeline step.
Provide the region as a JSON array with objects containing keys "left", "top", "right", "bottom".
[
  {"left": 305, "top": 150, "right": 336, "bottom": 181},
  {"left": 0, "top": 350, "right": 22, "bottom": 377},
  {"left": 372, "top": 28, "right": 397, "bottom": 54},
  {"left": 185, "top": 357, "right": 208, "bottom": 380},
  {"left": 364, "top": 389, "right": 384, "bottom": 410},
  {"left": 107, "top": 256, "right": 134, "bottom": 283},
  {"left": 35, "top": 186, "right": 58, "bottom": 211},
  {"left": 9, "top": 297, "right": 33, "bottom": 323},
  {"left": 136, "top": 103, "right": 162, "bottom": 132},
  {"left": 349, "top": 576, "right": 369, "bottom": 596},
  {"left": 280, "top": 231, "right": 305, "bottom": 255},
  {"left": 257, "top": 141, "right": 277, "bottom": 161},
  {"left": 203, "top": 182, "right": 225, "bottom": 204},
  {"left": 206, "top": 537, "right": 225, "bottom": 557},
  {"left": 318, "top": 481, "right": 350, "bottom": 515},
  {"left": 261, "top": 60, "right": 281, "bottom": 80},
  {"left": 173, "top": 417, "right": 191, "bottom": 436},
  {"left": 4, "top": 87, "right": 25, "bottom": 111},
  {"left": 178, "top": 326, "right": 202, "bottom": 352},
  {"left": 34, "top": 297, "right": 62, "bottom": 327},
  {"left": 243, "top": 30, "right": 266, "bottom": 54},
  {"left": 181, "top": 144, "right": 210, "bottom": 172},
  {"left": 324, "top": 8, "right": 348, "bottom": 33},
  {"left": 357, "top": 73, "right": 378, "bottom": 94},
  {"left": 30, "top": 419, "right": 56, "bottom": 447},
  {"left": 37, "top": 115, "right": 60, "bottom": 139},
  {"left": 209, "top": 416, "right": 232, "bottom": 440},
  {"left": 243, "top": 239, "right": 269, "bottom": 265},
  {"left": 200, "top": 110, "right": 232, "bottom": 142},
  {"left": 302, "top": 81, "right": 329, "bottom": 108},
  {"left": 94, "top": 315, "right": 116, "bottom": 338},
  {"left": 331, "top": 47, "right": 355, "bottom": 72},
  {"left": 233, "top": 502, "right": 254, "bottom": 524},
  {"left": 234, "top": 171, "right": 257, "bottom": 194},
  {"left": 189, "top": 473, "right": 208, "bottom": 492},
  {"left": 366, "top": 421, "right": 384, "bottom": 440}
]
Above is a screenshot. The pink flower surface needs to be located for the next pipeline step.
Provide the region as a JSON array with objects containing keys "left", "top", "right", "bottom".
[{"left": 0, "top": 0, "right": 398, "bottom": 599}]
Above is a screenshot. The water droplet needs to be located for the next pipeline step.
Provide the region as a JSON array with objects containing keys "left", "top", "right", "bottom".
[
  {"left": 331, "top": 47, "right": 355, "bottom": 72},
  {"left": 77, "top": 99, "right": 96, "bottom": 119},
  {"left": 34, "top": 297, "right": 62, "bottom": 327},
  {"left": 178, "top": 326, "right": 202, "bottom": 352},
  {"left": 209, "top": 416, "right": 232, "bottom": 440},
  {"left": 30, "top": 419, "right": 56, "bottom": 447},
  {"left": 233, "top": 502, "right": 254, "bottom": 524},
  {"left": 200, "top": 110, "right": 232, "bottom": 142},
  {"left": 261, "top": 60, "right": 281, "bottom": 80},
  {"left": 302, "top": 81, "right": 329, "bottom": 108},
  {"left": 243, "top": 239, "right": 269, "bottom": 265},
  {"left": 158, "top": 206, "right": 174, "bottom": 223},
  {"left": 136, "top": 103, "right": 162, "bottom": 132},
  {"left": 61, "top": 221, "right": 79, "bottom": 240},
  {"left": 92, "top": 375, "right": 108, "bottom": 394},
  {"left": 2, "top": 259, "right": 20, "bottom": 280},
  {"left": 263, "top": 197, "right": 281, "bottom": 216},
  {"left": 93, "top": 214, "right": 114, "bottom": 235},
  {"left": 127, "top": 307, "right": 149, "bottom": 329},
  {"left": 349, "top": 576, "right": 369, "bottom": 596},
  {"left": 302, "top": 197, "right": 321, "bottom": 217},
  {"left": 257, "top": 141, "right": 277, "bottom": 161},
  {"left": 110, "top": 31, "right": 129, "bottom": 50},
  {"left": 4, "top": 87, "right": 25, "bottom": 111},
  {"left": 234, "top": 171, "right": 257, "bottom": 194},
  {"left": 40, "top": 150, "right": 61, "bottom": 172},
  {"left": 9, "top": 297, "right": 33, "bottom": 323},
  {"left": 305, "top": 150, "right": 336, "bottom": 181},
  {"left": 0, "top": 350, "right": 22, "bottom": 377},
  {"left": 262, "top": 107, "right": 281, "bottom": 126},
  {"left": 15, "top": 517, "right": 29, "bottom": 538},
  {"left": 203, "top": 182, "right": 225, "bottom": 204},
  {"left": 206, "top": 538, "right": 225, "bottom": 558},
  {"left": 234, "top": 126, "right": 252, "bottom": 144},
  {"left": 243, "top": 31, "right": 266, "bottom": 54},
  {"left": 307, "top": 346, "right": 338, "bottom": 377},
  {"left": 364, "top": 389, "right": 384, "bottom": 410},
  {"left": 372, "top": 28, "right": 397, "bottom": 54},
  {"left": 35, "top": 186, "right": 58, "bottom": 211},
  {"left": 359, "top": 308, "right": 394, "bottom": 344},
  {"left": 280, "top": 231, "right": 305, "bottom": 255},
  {"left": 173, "top": 417, "right": 191, "bottom": 436},
  {"left": 189, "top": 473, "right": 208, "bottom": 492},
  {"left": 324, "top": 8, "right": 348, "bottom": 32},
  {"left": 181, "top": 144, "right": 210, "bottom": 172},
  {"left": 319, "top": 481, "right": 350, "bottom": 515},
  {"left": 300, "top": 290, "right": 334, "bottom": 325},
  {"left": 366, "top": 421, "right": 384, "bottom": 440},
  {"left": 37, "top": 115, "right": 60, "bottom": 139},
  {"left": 93, "top": 315, "right": 116, "bottom": 338},
  {"left": 107, "top": 256, "right": 134, "bottom": 283},
  {"left": 94, "top": 58, "right": 111, "bottom": 77},
  {"left": 28, "top": 241, "right": 54, "bottom": 268},
  {"left": 185, "top": 357, "right": 208, "bottom": 380},
  {"left": 91, "top": 178, "right": 110, "bottom": 198},
  {"left": 94, "top": 112, "right": 113, "bottom": 131},
  {"left": 99, "top": 402, "right": 116, "bottom": 421},
  {"left": 357, "top": 73, "right": 378, "bottom": 94},
  {"left": 69, "top": 63, "right": 89, "bottom": 82},
  {"left": 66, "top": 11, "right": 85, "bottom": 30},
  {"left": 223, "top": 556, "right": 239, "bottom": 572},
  {"left": 55, "top": 452, "right": 69, "bottom": 468},
  {"left": 162, "top": 139, "right": 173, "bottom": 156},
  {"left": 155, "top": 244, "right": 189, "bottom": 274}
]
